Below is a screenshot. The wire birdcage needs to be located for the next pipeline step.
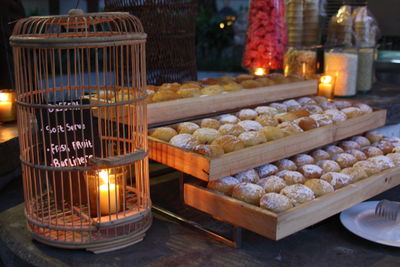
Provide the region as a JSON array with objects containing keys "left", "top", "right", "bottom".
[
  {"left": 10, "top": 11, "right": 152, "bottom": 253},
  {"left": 105, "top": 0, "right": 198, "bottom": 85}
]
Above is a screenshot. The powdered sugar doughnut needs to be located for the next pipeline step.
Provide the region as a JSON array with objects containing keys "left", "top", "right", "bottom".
[
  {"left": 234, "top": 169, "right": 260, "bottom": 183},
  {"left": 237, "top": 109, "right": 258, "bottom": 120},
  {"left": 310, "top": 114, "right": 333, "bottom": 126},
  {"left": 218, "top": 114, "right": 239, "bottom": 124},
  {"left": 320, "top": 172, "right": 352, "bottom": 189},
  {"left": 298, "top": 164, "right": 323, "bottom": 179},
  {"left": 351, "top": 136, "right": 371, "bottom": 147},
  {"left": 292, "top": 154, "right": 315, "bottom": 167},
  {"left": 269, "top": 103, "right": 287, "bottom": 113},
  {"left": 386, "top": 153, "right": 400, "bottom": 166},
  {"left": 339, "top": 141, "right": 361, "bottom": 151},
  {"left": 278, "top": 121, "right": 304, "bottom": 135},
  {"left": 317, "top": 160, "right": 342, "bottom": 173},
  {"left": 312, "top": 96, "right": 328, "bottom": 103},
  {"left": 353, "top": 161, "right": 381, "bottom": 176},
  {"left": 256, "top": 164, "right": 279, "bottom": 178},
  {"left": 361, "top": 146, "right": 384, "bottom": 157},
  {"left": 332, "top": 153, "right": 357, "bottom": 168},
  {"left": 341, "top": 167, "right": 369, "bottom": 182},
  {"left": 255, "top": 106, "right": 278, "bottom": 117},
  {"left": 232, "top": 183, "right": 264, "bottom": 205},
  {"left": 260, "top": 193, "right": 293, "bottom": 213},
  {"left": 297, "top": 97, "right": 316, "bottom": 105},
  {"left": 238, "top": 131, "right": 266, "bottom": 147},
  {"left": 170, "top": 134, "right": 199, "bottom": 149},
  {"left": 279, "top": 171, "right": 306, "bottom": 185},
  {"left": 193, "top": 128, "right": 220, "bottom": 144},
  {"left": 368, "top": 155, "right": 395, "bottom": 170},
  {"left": 311, "top": 149, "right": 331, "bottom": 161},
  {"left": 319, "top": 101, "right": 337, "bottom": 110},
  {"left": 201, "top": 118, "right": 221, "bottom": 130},
  {"left": 324, "top": 145, "right": 345, "bottom": 156},
  {"left": 283, "top": 99, "right": 302, "bottom": 111},
  {"left": 324, "top": 109, "right": 347, "bottom": 122},
  {"left": 372, "top": 141, "right": 394, "bottom": 155},
  {"left": 346, "top": 149, "right": 367, "bottom": 161},
  {"left": 177, "top": 122, "right": 200, "bottom": 134},
  {"left": 275, "top": 159, "right": 297, "bottom": 171},
  {"left": 218, "top": 124, "right": 245, "bottom": 136},
  {"left": 150, "top": 127, "right": 178, "bottom": 142},
  {"left": 302, "top": 104, "right": 324, "bottom": 114},
  {"left": 354, "top": 103, "right": 373, "bottom": 114},
  {"left": 238, "top": 120, "right": 263, "bottom": 131},
  {"left": 342, "top": 107, "right": 363, "bottom": 119},
  {"left": 207, "top": 176, "right": 239, "bottom": 195},
  {"left": 304, "top": 179, "right": 334, "bottom": 197},
  {"left": 255, "top": 115, "right": 279, "bottom": 127},
  {"left": 365, "top": 131, "right": 383, "bottom": 143},
  {"left": 280, "top": 184, "right": 315, "bottom": 206},
  {"left": 334, "top": 100, "right": 352, "bottom": 109},
  {"left": 257, "top": 176, "right": 287, "bottom": 193}
]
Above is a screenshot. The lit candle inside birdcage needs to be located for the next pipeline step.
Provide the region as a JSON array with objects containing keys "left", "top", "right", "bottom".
[
  {"left": 318, "top": 75, "right": 335, "bottom": 99},
  {"left": 253, "top": 67, "right": 267, "bottom": 77},
  {"left": 0, "top": 90, "right": 16, "bottom": 122},
  {"left": 98, "top": 169, "right": 120, "bottom": 215}
]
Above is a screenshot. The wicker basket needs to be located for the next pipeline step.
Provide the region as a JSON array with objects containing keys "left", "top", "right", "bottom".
[{"left": 105, "top": 0, "right": 198, "bottom": 85}]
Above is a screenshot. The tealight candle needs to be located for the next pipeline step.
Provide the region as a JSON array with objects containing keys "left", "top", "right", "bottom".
[
  {"left": 318, "top": 75, "right": 335, "bottom": 99},
  {"left": 0, "top": 90, "right": 16, "bottom": 122},
  {"left": 253, "top": 67, "right": 267, "bottom": 76},
  {"left": 98, "top": 170, "right": 119, "bottom": 216}
]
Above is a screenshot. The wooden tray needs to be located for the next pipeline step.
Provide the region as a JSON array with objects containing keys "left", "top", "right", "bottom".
[
  {"left": 184, "top": 166, "right": 400, "bottom": 240},
  {"left": 88, "top": 80, "right": 317, "bottom": 126},
  {"left": 149, "top": 109, "right": 387, "bottom": 181}
]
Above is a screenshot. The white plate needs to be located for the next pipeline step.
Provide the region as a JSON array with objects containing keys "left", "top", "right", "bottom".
[{"left": 340, "top": 201, "right": 400, "bottom": 247}]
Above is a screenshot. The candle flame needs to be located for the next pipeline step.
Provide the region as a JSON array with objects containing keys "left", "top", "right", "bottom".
[
  {"left": 254, "top": 68, "right": 266, "bottom": 76},
  {"left": 219, "top": 23, "right": 225, "bottom": 29},
  {"left": 0, "top": 93, "right": 10, "bottom": 102},
  {"left": 99, "top": 170, "right": 109, "bottom": 184},
  {"left": 321, "top": 75, "right": 333, "bottom": 84}
]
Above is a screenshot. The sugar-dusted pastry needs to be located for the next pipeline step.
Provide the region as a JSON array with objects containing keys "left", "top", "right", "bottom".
[
  {"left": 152, "top": 89, "right": 179, "bottom": 102},
  {"left": 319, "top": 101, "right": 337, "bottom": 111},
  {"left": 256, "top": 77, "right": 275, "bottom": 86},
  {"left": 354, "top": 103, "right": 373, "bottom": 114},
  {"left": 150, "top": 127, "right": 177, "bottom": 142},
  {"left": 259, "top": 126, "right": 286, "bottom": 141},
  {"left": 280, "top": 184, "right": 315, "bottom": 206},
  {"left": 324, "top": 145, "right": 344, "bottom": 156},
  {"left": 176, "top": 87, "right": 201, "bottom": 98},
  {"left": 200, "top": 118, "right": 221, "bottom": 130},
  {"left": 341, "top": 107, "right": 363, "bottom": 119},
  {"left": 201, "top": 85, "right": 224, "bottom": 95},
  {"left": 311, "top": 149, "right": 331, "bottom": 161},
  {"left": 353, "top": 160, "right": 381, "bottom": 176},
  {"left": 320, "top": 172, "right": 352, "bottom": 189},
  {"left": 278, "top": 121, "right": 304, "bottom": 136},
  {"left": 297, "top": 97, "right": 316, "bottom": 106},
  {"left": 260, "top": 193, "right": 293, "bottom": 213},
  {"left": 302, "top": 104, "right": 324, "bottom": 114},
  {"left": 312, "top": 96, "right": 328, "bottom": 104},
  {"left": 279, "top": 170, "right": 306, "bottom": 185},
  {"left": 255, "top": 115, "right": 279, "bottom": 127},
  {"left": 365, "top": 131, "right": 383, "bottom": 143},
  {"left": 333, "top": 100, "right": 352, "bottom": 109},
  {"left": 339, "top": 140, "right": 361, "bottom": 151},
  {"left": 368, "top": 155, "right": 395, "bottom": 170},
  {"left": 218, "top": 75, "right": 235, "bottom": 84},
  {"left": 218, "top": 114, "right": 239, "bottom": 124},
  {"left": 275, "top": 110, "right": 311, "bottom": 123},
  {"left": 238, "top": 109, "right": 258, "bottom": 120},
  {"left": 238, "top": 120, "right": 263, "bottom": 131},
  {"left": 255, "top": 106, "right": 279, "bottom": 116},
  {"left": 269, "top": 103, "right": 288, "bottom": 113},
  {"left": 351, "top": 135, "right": 371, "bottom": 147},
  {"left": 292, "top": 154, "right": 315, "bottom": 167},
  {"left": 238, "top": 131, "right": 266, "bottom": 147},
  {"left": 146, "top": 89, "right": 155, "bottom": 103},
  {"left": 372, "top": 141, "right": 394, "bottom": 155},
  {"left": 275, "top": 159, "right": 297, "bottom": 171},
  {"left": 309, "top": 114, "right": 333, "bottom": 127},
  {"left": 341, "top": 167, "right": 368, "bottom": 182},
  {"left": 192, "top": 128, "right": 220, "bottom": 144},
  {"left": 256, "top": 163, "right": 279, "bottom": 178},
  {"left": 304, "top": 179, "right": 334, "bottom": 197},
  {"left": 324, "top": 109, "right": 347, "bottom": 122},
  {"left": 158, "top": 82, "right": 181, "bottom": 91},
  {"left": 294, "top": 117, "right": 319, "bottom": 131},
  {"left": 235, "top": 168, "right": 260, "bottom": 183},
  {"left": 177, "top": 122, "right": 200, "bottom": 134},
  {"left": 223, "top": 82, "right": 243, "bottom": 91},
  {"left": 236, "top": 74, "right": 254, "bottom": 83},
  {"left": 282, "top": 99, "right": 302, "bottom": 111},
  {"left": 361, "top": 146, "right": 384, "bottom": 157},
  {"left": 258, "top": 176, "right": 287, "bottom": 193},
  {"left": 207, "top": 176, "right": 239, "bottom": 195},
  {"left": 179, "top": 82, "right": 201, "bottom": 90},
  {"left": 241, "top": 79, "right": 263, "bottom": 89},
  {"left": 298, "top": 164, "right": 323, "bottom": 179},
  {"left": 170, "top": 134, "right": 199, "bottom": 150},
  {"left": 200, "top": 77, "right": 219, "bottom": 85},
  {"left": 386, "top": 153, "right": 400, "bottom": 166},
  {"left": 232, "top": 182, "right": 264, "bottom": 205},
  {"left": 211, "top": 135, "right": 244, "bottom": 153},
  {"left": 346, "top": 149, "right": 367, "bottom": 161},
  {"left": 218, "top": 124, "right": 245, "bottom": 136},
  {"left": 192, "top": 144, "right": 224, "bottom": 158},
  {"left": 332, "top": 153, "right": 357, "bottom": 168},
  {"left": 317, "top": 160, "right": 342, "bottom": 173}
]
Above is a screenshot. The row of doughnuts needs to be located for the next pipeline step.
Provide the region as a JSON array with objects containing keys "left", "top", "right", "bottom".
[
  {"left": 207, "top": 132, "right": 400, "bottom": 213},
  {"left": 150, "top": 96, "right": 373, "bottom": 157}
]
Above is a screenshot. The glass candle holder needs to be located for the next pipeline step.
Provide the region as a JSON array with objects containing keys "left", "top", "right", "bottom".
[
  {"left": 318, "top": 74, "right": 336, "bottom": 99},
  {"left": 0, "top": 90, "right": 17, "bottom": 122}
]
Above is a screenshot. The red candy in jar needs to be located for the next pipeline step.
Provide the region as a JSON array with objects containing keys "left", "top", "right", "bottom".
[{"left": 243, "top": 0, "right": 287, "bottom": 71}]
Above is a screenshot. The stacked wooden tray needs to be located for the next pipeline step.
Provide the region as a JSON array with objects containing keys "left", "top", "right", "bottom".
[{"left": 149, "top": 109, "right": 387, "bottom": 181}]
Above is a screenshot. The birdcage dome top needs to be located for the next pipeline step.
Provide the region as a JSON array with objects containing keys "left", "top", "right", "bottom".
[{"left": 10, "top": 11, "right": 146, "bottom": 47}]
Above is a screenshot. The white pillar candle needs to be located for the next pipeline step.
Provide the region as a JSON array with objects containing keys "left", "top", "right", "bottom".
[{"left": 98, "top": 170, "right": 119, "bottom": 216}]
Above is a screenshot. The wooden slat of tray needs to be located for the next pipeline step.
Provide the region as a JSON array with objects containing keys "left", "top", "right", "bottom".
[
  {"left": 148, "top": 79, "right": 317, "bottom": 125},
  {"left": 149, "top": 109, "right": 387, "bottom": 181},
  {"left": 184, "top": 166, "right": 400, "bottom": 240}
]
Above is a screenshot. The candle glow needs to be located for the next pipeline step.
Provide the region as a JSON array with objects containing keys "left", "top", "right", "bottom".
[
  {"left": 254, "top": 67, "right": 266, "bottom": 76},
  {"left": 318, "top": 75, "right": 335, "bottom": 99},
  {"left": 98, "top": 169, "right": 119, "bottom": 216},
  {"left": 0, "top": 90, "right": 17, "bottom": 122}
]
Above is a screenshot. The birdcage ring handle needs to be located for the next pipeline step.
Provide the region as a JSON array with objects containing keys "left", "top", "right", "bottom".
[{"left": 89, "top": 149, "right": 147, "bottom": 168}]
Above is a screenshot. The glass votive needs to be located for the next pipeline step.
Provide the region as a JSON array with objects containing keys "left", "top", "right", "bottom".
[
  {"left": 318, "top": 74, "right": 336, "bottom": 99},
  {"left": 0, "top": 90, "right": 17, "bottom": 123}
]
